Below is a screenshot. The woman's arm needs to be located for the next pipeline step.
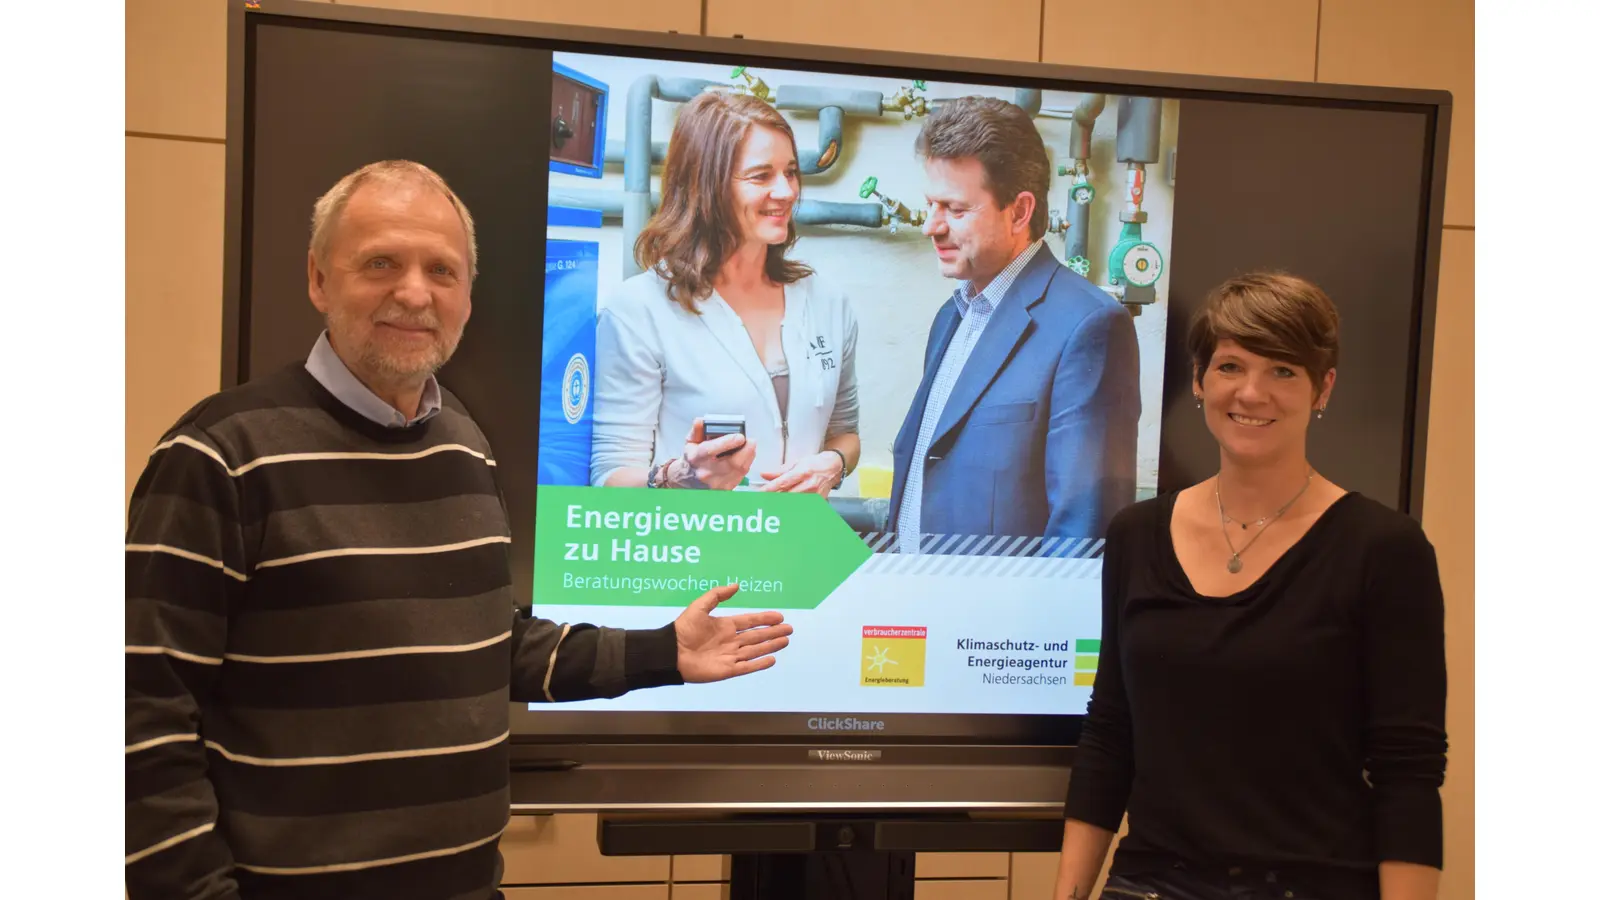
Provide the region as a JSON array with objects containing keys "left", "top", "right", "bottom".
[
  {"left": 1053, "top": 819, "right": 1116, "bottom": 900},
  {"left": 824, "top": 431, "right": 860, "bottom": 473},
  {"left": 1361, "top": 518, "right": 1449, "bottom": 899},
  {"left": 1055, "top": 513, "right": 1136, "bottom": 898},
  {"left": 591, "top": 300, "right": 666, "bottom": 488},
  {"left": 1379, "top": 861, "right": 1441, "bottom": 900}
]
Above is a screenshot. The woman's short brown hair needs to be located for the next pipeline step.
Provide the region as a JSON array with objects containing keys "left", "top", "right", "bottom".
[
  {"left": 634, "top": 91, "right": 812, "bottom": 312},
  {"left": 1188, "top": 271, "right": 1341, "bottom": 389}
]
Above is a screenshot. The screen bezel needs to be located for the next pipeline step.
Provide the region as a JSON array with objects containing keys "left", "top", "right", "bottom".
[{"left": 220, "top": 0, "right": 1452, "bottom": 754}]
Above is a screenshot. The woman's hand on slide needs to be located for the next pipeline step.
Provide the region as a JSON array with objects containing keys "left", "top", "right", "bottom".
[
  {"left": 674, "top": 418, "right": 756, "bottom": 490},
  {"left": 758, "top": 452, "right": 844, "bottom": 497}
]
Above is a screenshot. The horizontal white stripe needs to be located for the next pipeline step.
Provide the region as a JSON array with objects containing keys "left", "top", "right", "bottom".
[
  {"left": 255, "top": 534, "right": 510, "bottom": 570},
  {"left": 126, "top": 543, "right": 249, "bottom": 582},
  {"left": 126, "top": 821, "right": 215, "bottom": 866},
  {"left": 233, "top": 826, "right": 506, "bottom": 876},
  {"left": 126, "top": 645, "right": 224, "bottom": 666},
  {"left": 150, "top": 434, "right": 231, "bottom": 470},
  {"left": 126, "top": 733, "right": 199, "bottom": 754},
  {"left": 204, "top": 729, "right": 510, "bottom": 768},
  {"left": 152, "top": 435, "right": 496, "bottom": 476},
  {"left": 224, "top": 630, "right": 512, "bottom": 664},
  {"left": 543, "top": 623, "right": 571, "bottom": 703}
]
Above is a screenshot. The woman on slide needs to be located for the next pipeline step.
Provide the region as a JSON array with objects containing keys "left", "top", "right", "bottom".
[
  {"left": 589, "top": 90, "right": 861, "bottom": 497},
  {"left": 1053, "top": 272, "right": 1448, "bottom": 900}
]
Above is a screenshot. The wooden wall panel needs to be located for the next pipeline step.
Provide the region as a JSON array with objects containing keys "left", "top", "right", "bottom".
[
  {"left": 501, "top": 887, "right": 666, "bottom": 900},
  {"left": 1421, "top": 229, "right": 1474, "bottom": 900},
  {"left": 672, "top": 854, "right": 731, "bottom": 882},
  {"left": 1042, "top": 0, "right": 1318, "bottom": 81},
  {"left": 1318, "top": 0, "right": 1473, "bottom": 225},
  {"left": 706, "top": 0, "right": 1042, "bottom": 62},
  {"left": 912, "top": 879, "right": 1008, "bottom": 900},
  {"left": 125, "top": 137, "right": 226, "bottom": 501},
  {"left": 500, "top": 814, "right": 670, "bottom": 884},
  {"left": 335, "top": 0, "right": 701, "bottom": 35},
  {"left": 126, "top": 0, "right": 228, "bottom": 138}
]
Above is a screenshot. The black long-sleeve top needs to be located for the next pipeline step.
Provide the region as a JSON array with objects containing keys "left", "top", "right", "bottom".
[{"left": 1065, "top": 491, "right": 1448, "bottom": 897}]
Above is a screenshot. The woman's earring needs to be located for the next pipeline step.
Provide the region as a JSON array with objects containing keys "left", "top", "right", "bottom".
[
  {"left": 1316, "top": 407, "right": 1325, "bottom": 419},
  {"left": 1194, "top": 396, "right": 1202, "bottom": 409}
]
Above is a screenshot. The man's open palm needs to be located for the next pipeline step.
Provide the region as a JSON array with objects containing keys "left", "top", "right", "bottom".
[{"left": 674, "top": 585, "right": 793, "bottom": 683}]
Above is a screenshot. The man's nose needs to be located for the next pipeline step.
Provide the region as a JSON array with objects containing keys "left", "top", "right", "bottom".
[{"left": 391, "top": 266, "right": 432, "bottom": 307}]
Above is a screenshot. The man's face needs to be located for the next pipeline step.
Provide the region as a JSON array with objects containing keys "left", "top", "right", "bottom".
[
  {"left": 307, "top": 179, "right": 472, "bottom": 390},
  {"left": 921, "top": 156, "right": 1032, "bottom": 290}
]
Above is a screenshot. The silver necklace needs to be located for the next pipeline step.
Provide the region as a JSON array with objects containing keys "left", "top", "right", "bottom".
[{"left": 1214, "top": 469, "right": 1313, "bottom": 574}]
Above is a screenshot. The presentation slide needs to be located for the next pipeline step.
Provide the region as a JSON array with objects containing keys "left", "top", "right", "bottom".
[{"left": 532, "top": 50, "right": 1177, "bottom": 717}]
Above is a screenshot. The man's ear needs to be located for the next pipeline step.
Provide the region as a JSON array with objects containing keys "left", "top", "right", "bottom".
[
  {"left": 1010, "top": 191, "right": 1037, "bottom": 235},
  {"left": 307, "top": 250, "right": 329, "bottom": 315}
]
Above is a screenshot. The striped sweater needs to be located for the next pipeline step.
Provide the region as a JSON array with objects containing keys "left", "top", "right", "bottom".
[{"left": 125, "top": 363, "right": 683, "bottom": 900}]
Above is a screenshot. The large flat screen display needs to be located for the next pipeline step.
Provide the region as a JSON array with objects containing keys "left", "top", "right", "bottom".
[
  {"left": 533, "top": 51, "right": 1178, "bottom": 720},
  {"left": 234, "top": 5, "right": 1446, "bottom": 757}
]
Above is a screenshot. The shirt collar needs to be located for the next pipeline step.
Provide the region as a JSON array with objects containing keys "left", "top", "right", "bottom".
[
  {"left": 305, "top": 331, "right": 442, "bottom": 428},
  {"left": 954, "top": 239, "right": 1046, "bottom": 318}
]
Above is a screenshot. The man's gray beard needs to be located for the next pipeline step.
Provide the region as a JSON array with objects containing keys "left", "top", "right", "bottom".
[
  {"left": 327, "top": 311, "right": 462, "bottom": 387},
  {"left": 359, "top": 339, "right": 452, "bottom": 382}
]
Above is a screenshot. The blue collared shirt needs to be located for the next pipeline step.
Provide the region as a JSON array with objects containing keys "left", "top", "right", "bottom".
[{"left": 304, "top": 330, "right": 443, "bottom": 428}]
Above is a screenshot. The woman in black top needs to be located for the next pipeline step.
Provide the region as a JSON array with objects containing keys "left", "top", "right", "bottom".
[{"left": 1053, "top": 273, "right": 1448, "bottom": 900}]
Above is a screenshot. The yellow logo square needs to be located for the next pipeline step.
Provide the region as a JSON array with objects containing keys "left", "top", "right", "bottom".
[{"left": 860, "top": 626, "right": 926, "bottom": 687}]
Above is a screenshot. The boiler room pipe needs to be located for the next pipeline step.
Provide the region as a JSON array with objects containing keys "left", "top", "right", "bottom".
[
  {"left": 555, "top": 190, "right": 883, "bottom": 230},
  {"left": 1115, "top": 96, "right": 1162, "bottom": 165},
  {"left": 1014, "top": 87, "right": 1043, "bottom": 116},
  {"left": 624, "top": 75, "right": 719, "bottom": 278},
  {"left": 1065, "top": 94, "right": 1107, "bottom": 265}
]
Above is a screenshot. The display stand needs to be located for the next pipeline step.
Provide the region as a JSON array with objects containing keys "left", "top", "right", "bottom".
[{"left": 598, "top": 812, "right": 1063, "bottom": 900}]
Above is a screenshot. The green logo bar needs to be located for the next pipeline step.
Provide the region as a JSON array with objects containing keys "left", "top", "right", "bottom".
[
  {"left": 1076, "top": 638, "right": 1102, "bottom": 653},
  {"left": 533, "top": 486, "right": 872, "bottom": 609}
]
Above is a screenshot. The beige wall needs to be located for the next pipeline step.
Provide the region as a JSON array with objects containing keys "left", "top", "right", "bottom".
[{"left": 126, "top": 0, "right": 1474, "bottom": 896}]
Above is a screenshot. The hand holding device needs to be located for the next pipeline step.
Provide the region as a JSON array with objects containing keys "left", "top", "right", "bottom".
[
  {"left": 673, "top": 584, "right": 793, "bottom": 683},
  {"left": 673, "top": 417, "right": 755, "bottom": 490}
]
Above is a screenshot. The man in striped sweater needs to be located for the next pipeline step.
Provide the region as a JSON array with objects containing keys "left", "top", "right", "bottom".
[{"left": 125, "top": 160, "right": 794, "bottom": 900}]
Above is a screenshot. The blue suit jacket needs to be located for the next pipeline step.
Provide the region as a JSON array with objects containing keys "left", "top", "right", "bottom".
[{"left": 887, "top": 246, "right": 1141, "bottom": 547}]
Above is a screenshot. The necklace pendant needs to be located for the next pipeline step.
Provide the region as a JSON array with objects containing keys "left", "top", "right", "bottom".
[{"left": 1226, "top": 555, "right": 1243, "bottom": 574}]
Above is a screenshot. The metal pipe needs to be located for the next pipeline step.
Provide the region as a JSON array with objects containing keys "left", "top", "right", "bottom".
[
  {"left": 774, "top": 85, "right": 884, "bottom": 117},
  {"left": 798, "top": 106, "right": 844, "bottom": 175},
  {"left": 550, "top": 190, "right": 880, "bottom": 230},
  {"left": 549, "top": 188, "right": 660, "bottom": 217},
  {"left": 1014, "top": 88, "right": 1042, "bottom": 116},
  {"left": 1115, "top": 97, "right": 1162, "bottom": 164},
  {"left": 605, "top": 140, "right": 665, "bottom": 165},
  {"left": 1063, "top": 94, "right": 1108, "bottom": 265},
  {"left": 1070, "top": 94, "right": 1106, "bottom": 161},
  {"left": 624, "top": 75, "right": 718, "bottom": 278},
  {"left": 793, "top": 199, "right": 884, "bottom": 228}
]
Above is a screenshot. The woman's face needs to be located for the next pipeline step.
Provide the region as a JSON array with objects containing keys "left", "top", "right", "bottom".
[
  {"left": 1194, "top": 338, "right": 1335, "bottom": 464},
  {"left": 729, "top": 124, "right": 799, "bottom": 248}
]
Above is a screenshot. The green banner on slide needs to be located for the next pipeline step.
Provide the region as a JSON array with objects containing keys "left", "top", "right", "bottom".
[{"left": 533, "top": 486, "right": 872, "bottom": 609}]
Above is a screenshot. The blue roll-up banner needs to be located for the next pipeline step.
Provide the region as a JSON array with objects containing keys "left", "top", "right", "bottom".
[{"left": 539, "top": 239, "right": 600, "bottom": 486}]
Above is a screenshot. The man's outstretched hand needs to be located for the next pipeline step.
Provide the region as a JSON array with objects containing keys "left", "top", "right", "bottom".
[{"left": 674, "top": 584, "right": 793, "bottom": 683}]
